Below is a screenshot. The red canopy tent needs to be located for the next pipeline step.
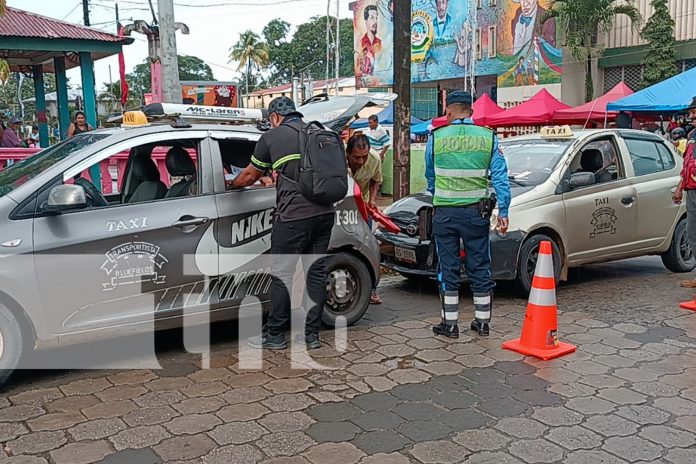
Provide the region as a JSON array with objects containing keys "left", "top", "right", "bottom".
[
  {"left": 553, "top": 82, "right": 634, "bottom": 125},
  {"left": 431, "top": 93, "right": 505, "bottom": 128},
  {"left": 486, "top": 89, "right": 571, "bottom": 128}
]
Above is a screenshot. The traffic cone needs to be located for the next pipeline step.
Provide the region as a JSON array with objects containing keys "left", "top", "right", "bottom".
[
  {"left": 502, "top": 241, "right": 576, "bottom": 360},
  {"left": 679, "top": 299, "right": 696, "bottom": 311}
]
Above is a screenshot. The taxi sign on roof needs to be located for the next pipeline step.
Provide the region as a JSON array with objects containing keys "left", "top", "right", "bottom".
[
  {"left": 540, "top": 125, "right": 574, "bottom": 138},
  {"left": 122, "top": 111, "right": 149, "bottom": 127}
]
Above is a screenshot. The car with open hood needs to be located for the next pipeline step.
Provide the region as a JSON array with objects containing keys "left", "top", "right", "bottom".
[
  {"left": 0, "top": 94, "right": 394, "bottom": 387},
  {"left": 376, "top": 126, "right": 695, "bottom": 293}
]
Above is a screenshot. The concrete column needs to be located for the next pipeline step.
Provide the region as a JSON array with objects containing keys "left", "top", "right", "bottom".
[
  {"left": 158, "top": 0, "right": 181, "bottom": 103},
  {"left": 32, "top": 66, "right": 49, "bottom": 148},
  {"left": 54, "top": 56, "right": 71, "bottom": 141},
  {"left": 79, "top": 51, "right": 100, "bottom": 188}
]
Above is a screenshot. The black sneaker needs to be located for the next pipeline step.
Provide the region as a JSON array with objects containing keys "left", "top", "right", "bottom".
[
  {"left": 247, "top": 333, "right": 287, "bottom": 350},
  {"left": 432, "top": 323, "right": 459, "bottom": 339},
  {"left": 470, "top": 320, "right": 490, "bottom": 337},
  {"left": 300, "top": 332, "right": 321, "bottom": 350}
]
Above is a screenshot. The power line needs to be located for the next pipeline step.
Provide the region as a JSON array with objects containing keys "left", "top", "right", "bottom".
[{"left": 60, "top": 1, "right": 82, "bottom": 21}]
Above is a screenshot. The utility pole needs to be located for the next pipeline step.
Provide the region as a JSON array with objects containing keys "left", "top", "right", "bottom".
[
  {"left": 158, "top": 0, "right": 181, "bottom": 103},
  {"left": 393, "top": 0, "right": 411, "bottom": 200},
  {"left": 334, "top": 0, "right": 340, "bottom": 95},
  {"left": 325, "top": 0, "right": 331, "bottom": 93},
  {"left": 82, "top": 0, "right": 90, "bottom": 26}
]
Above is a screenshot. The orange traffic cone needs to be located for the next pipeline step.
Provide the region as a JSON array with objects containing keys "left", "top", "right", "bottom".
[
  {"left": 679, "top": 299, "right": 696, "bottom": 311},
  {"left": 502, "top": 240, "right": 576, "bottom": 360}
]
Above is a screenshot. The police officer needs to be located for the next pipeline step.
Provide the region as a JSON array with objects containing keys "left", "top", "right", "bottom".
[{"left": 425, "top": 91, "right": 511, "bottom": 338}]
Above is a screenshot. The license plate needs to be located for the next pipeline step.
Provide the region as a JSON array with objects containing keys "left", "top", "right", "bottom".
[{"left": 394, "top": 246, "right": 417, "bottom": 264}]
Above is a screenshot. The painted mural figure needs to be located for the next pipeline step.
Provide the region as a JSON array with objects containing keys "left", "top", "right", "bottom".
[
  {"left": 434, "top": 0, "right": 453, "bottom": 41},
  {"left": 453, "top": 19, "right": 472, "bottom": 69},
  {"left": 359, "top": 4, "right": 382, "bottom": 76},
  {"left": 511, "top": 0, "right": 556, "bottom": 55}
]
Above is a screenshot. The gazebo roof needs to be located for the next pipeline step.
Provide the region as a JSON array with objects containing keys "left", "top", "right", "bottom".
[{"left": 0, "top": 7, "right": 133, "bottom": 73}]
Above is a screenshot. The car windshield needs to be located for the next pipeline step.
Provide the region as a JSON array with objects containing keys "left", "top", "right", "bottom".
[
  {"left": 0, "top": 133, "right": 109, "bottom": 198},
  {"left": 501, "top": 138, "right": 572, "bottom": 186}
]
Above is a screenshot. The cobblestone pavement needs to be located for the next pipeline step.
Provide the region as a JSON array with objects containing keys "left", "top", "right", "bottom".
[{"left": 2, "top": 257, "right": 696, "bottom": 463}]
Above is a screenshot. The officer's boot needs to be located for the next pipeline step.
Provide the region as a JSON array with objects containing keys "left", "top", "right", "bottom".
[
  {"left": 433, "top": 290, "right": 459, "bottom": 339},
  {"left": 470, "top": 292, "right": 492, "bottom": 337}
]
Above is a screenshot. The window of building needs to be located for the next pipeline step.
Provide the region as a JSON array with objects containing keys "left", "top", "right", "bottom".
[
  {"left": 490, "top": 0, "right": 497, "bottom": 6},
  {"left": 475, "top": 29, "right": 482, "bottom": 59},
  {"left": 411, "top": 87, "right": 438, "bottom": 120},
  {"left": 477, "top": 0, "right": 483, "bottom": 8},
  {"left": 488, "top": 26, "right": 497, "bottom": 58}
]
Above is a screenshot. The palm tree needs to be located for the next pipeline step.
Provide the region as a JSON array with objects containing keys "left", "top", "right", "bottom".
[
  {"left": 0, "top": 0, "right": 9, "bottom": 85},
  {"left": 229, "top": 31, "right": 270, "bottom": 102},
  {"left": 541, "top": 0, "right": 642, "bottom": 102}
]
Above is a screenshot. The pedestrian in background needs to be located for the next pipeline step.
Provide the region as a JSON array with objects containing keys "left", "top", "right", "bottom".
[
  {"left": 425, "top": 90, "right": 511, "bottom": 338},
  {"left": 365, "top": 115, "right": 391, "bottom": 162},
  {"left": 67, "top": 111, "right": 93, "bottom": 138},
  {"left": 673, "top": 97, "right": 696, "bottom": 288},
  {"left": 1, "top": 117, "right": 22, "bottom": 148},
  {"left": 346, "top": 133, "right": 383, "bottom": 305}
]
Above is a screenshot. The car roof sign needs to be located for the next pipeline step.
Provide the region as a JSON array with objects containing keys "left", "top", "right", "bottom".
[
  {"left": 122, "top": 110, "right": 150, "bottom": 128},
  {"left": 144, "top": 103, "right": 268, "bottom": 123},
  {"left": 540, "top": 125, "right": 575, "bottom": 139}
]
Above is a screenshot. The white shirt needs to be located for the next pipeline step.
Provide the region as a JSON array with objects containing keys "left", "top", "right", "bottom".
[
  {"left": 513, "top": 13, "right": 537, "bottom": 55},
  {"left": 365, "top": 125, "right": 391, "bottom": 152}
]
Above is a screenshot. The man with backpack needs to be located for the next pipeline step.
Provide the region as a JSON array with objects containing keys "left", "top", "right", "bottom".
[
  {"left": 232, "top": 96, "right": 347, "bottom": 350},
  {"left": 673, "top": 96, "right": 696, "bottom": 288}
]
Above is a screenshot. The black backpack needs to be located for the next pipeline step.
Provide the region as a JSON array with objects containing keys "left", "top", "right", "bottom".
[{"left": 291, "top": 121, "right": 348, "bottom": 205}]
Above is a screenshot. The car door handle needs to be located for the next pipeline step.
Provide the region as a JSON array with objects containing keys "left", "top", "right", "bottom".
[
  {"left": 621, "top": 196, "right": 635, "bottom": 205},
  {"left": 173, "top": 216, "right": 209, "bottom": 229}
]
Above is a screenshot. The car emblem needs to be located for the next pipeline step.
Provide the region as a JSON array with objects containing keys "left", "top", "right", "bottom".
[{"left": 406, "top": 224, "right": 418, "bottom": 236}]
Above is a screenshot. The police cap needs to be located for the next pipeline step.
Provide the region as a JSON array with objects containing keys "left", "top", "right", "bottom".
[{"left": 446, "top": 91, "right": 473, "bottom": 106}]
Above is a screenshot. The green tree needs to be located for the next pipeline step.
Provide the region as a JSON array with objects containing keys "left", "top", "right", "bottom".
[
  {"left": 263, "top": 16, "right": 354, "bottom": 86},
  {"left": 229, "top": 31, "right": 270, "bottom": 98},
  {"left": 641, "top": 0, "right": 679, "bottom": 87},
  {"left": 0, "top": 72, "right": 57, "bottom": 118},
  {"left": 542, "top": 0, "right": 642, "bottom": 102},
  {"left": 105, "top": 55, "right": 215, "bottom": 105}
]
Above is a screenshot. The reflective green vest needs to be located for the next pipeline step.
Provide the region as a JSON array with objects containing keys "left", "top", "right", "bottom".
[{"left": 433, "top": 123, "right": 494, "bottom": 207}]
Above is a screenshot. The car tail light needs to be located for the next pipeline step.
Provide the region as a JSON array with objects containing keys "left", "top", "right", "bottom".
[{"left": 354, "top": 182, "right": 369, "bottom": 223}]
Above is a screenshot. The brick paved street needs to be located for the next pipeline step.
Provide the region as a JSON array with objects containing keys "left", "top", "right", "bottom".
[{"left": 2, "top": 257, "right": 696, "bottom": 463}]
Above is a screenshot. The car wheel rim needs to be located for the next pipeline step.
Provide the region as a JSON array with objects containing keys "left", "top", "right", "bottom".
[
  {"left": 527, "top": 248, "right": 539, "bottom": 283},
  {"left": 679, "top": 231, "right": 692, "bottom": 263},
  {"left": 326, "top": 268, "right": 358, "bottom": 314}
]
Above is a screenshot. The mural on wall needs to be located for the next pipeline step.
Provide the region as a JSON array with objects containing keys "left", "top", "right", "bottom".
[
  {"left": 352, "top": 0, "right": 562, "bottom": 89},
  {"left": 353, "top": 0, "right": 395, "bottom": 88}
]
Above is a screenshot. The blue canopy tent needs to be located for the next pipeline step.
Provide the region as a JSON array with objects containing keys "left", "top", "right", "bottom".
[
  {"left": 411, "top": 119, "right": 433, "bottom": 135},
  {"left": 607, "top": 67, "right": 696, "bottom": 113},
  {"left": 351, "top": 103, "right": 423, "bottom": 128}
]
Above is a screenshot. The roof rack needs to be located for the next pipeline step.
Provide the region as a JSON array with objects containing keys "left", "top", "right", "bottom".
[{"left": 109, "top": 103, "right": 269, "bottom": 129}]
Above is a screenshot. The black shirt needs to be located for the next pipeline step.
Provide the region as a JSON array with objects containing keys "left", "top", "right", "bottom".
[{"left": 251, "top": 117, "right": 335, "bottom": 222}]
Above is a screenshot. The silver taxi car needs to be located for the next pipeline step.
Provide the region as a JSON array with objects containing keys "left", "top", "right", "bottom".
[
  {"left": 0, "top": 96, "right": 388, "bottom": 387},
  {"left": 377, "top": 126, "right": 694, "bottom": 292}
]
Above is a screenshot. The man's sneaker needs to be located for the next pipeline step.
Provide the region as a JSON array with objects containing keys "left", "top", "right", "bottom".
[
  {"left": 294, "top": 332, "right": 321, "bottom": 350},
  {"left": 470, "top": 320, "right": 490, "bottom": 337},
  {"left": 247, "top": 333, "right": 287, "bottom": 350},
  {"left": 432, "top": 323, "right": 459, "bottom": 339}
]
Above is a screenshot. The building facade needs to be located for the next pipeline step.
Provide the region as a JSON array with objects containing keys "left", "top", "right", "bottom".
[{"left": 351, "top": 0, "right": 696, "bottom": 117}]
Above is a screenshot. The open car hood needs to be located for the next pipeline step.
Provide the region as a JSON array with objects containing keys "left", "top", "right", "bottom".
[{"left": 297, "top": 93, "right": 397, "bottom": 132}]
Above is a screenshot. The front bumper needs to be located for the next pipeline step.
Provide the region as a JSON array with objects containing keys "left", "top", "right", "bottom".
[{"left": 375, "top": 228, "right": 524, "bottom": 281}]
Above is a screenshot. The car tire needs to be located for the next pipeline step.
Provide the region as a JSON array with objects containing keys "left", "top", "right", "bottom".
[
  {"left": 0, "top": 305, "right": 24, "bottom": 390},
  {"left": 661, "top": 218, "right": 696, "bottom": 273},
  {"left": 323, "top": 252, "right": 372, "bottom": 327},
  {"left": 516, "top": 234, "right": 562, "bottom": 295}
]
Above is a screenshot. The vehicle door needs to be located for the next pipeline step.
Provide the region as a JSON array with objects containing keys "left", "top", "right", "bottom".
[
  {"left": 31, "top": 131, "right": 220, "bottom": 337},
  {"left": 207, "top": 131, "right": 276, "bottom": 313},
  {"left": 561, "top": 134, "right": 638, "bottom": 263},
  {"left": 619, "top": 133, "right": 683, "bottom": 248}
]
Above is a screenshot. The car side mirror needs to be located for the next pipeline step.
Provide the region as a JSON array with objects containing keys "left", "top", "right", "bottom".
[
  {"left": 569, "top": 172, "right": 595, "bottom": 190},
  {"left": 45, "top": 184, "right": 88, "bottom": 213}
]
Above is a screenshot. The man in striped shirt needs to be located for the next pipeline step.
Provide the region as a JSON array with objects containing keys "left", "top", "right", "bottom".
[{"left": 365, "top": 115, "right": 391, "bottom": 161}]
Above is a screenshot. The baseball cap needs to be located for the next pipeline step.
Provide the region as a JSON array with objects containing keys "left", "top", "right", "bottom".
[
  {"left": 446, "top": 90, "right": 473, "bottom": 106},
  {"left": 9, "top": 117, "right": 21, "bottom": 124},
  {"left": 687, "top": 96, "right": 696, "bottom": 111},
  {"left": 268, "top": 96, "right": 303, "bottom": 117}
]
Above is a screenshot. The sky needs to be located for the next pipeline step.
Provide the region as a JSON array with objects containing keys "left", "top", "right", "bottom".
[{"left": 9, "top": 0, "right": 352, "bottom": 92}]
